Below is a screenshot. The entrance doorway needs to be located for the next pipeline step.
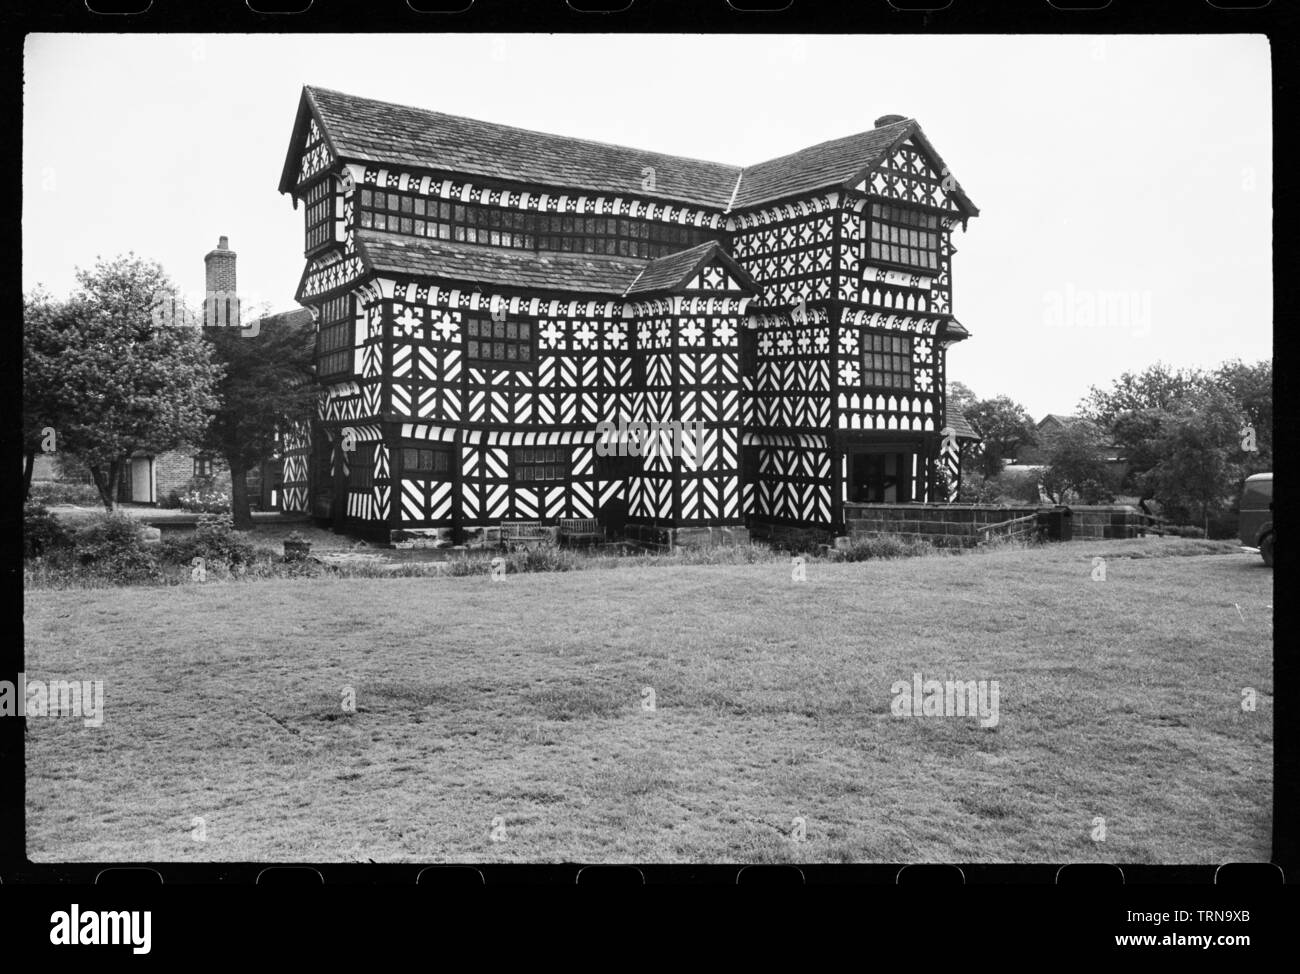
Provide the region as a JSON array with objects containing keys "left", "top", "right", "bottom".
[
  {"left": 128, "top": 457, "right": 155, "bottom": 504},
  {"left": 849, "top": 451, "right": 914, "bottom": 504}
]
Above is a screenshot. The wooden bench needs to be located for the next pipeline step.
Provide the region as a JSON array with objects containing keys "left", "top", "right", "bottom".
[
  {"left": 558, "top": 517, "right": 604, "bottom": 546},
  {"left": 499, "top": 521, "right": 555, "bottom": 550}
]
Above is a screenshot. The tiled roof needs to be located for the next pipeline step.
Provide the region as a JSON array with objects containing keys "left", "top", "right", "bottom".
[
  {"left": 283, "top": 87, "right": 978, "bottom": 215},
  {"left": 624, "top": 241, "right": 758, "bottom": 297},
  {"left": 298, "top": 87, "right": 740, "bottom": 209},
  {"left": 731, "top": 123, "right": 912, "bottom": 209},
  {"left": 355, "top": 230, "right": 646, "bottom": 295},
  {"left": 258, "top": 307, "right": 315, "bottom": 330},
  {"left": 625, "top": 241, "right": 719, "bottom": 294},
  {"left": 352, "top": 233, "right": 760, "bottom": 299},
  {"left": 944, "top": 404, "right": 980, "bottom": 441},
  {"left": 943, "top": 318, "right": 971, "bottom": 341},
  {"left": 1038, "top": 414, "right": 1079, "bottom": 428}
]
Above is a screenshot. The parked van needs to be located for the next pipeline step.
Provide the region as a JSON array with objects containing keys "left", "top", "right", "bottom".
[{"left": 1239, "top": 472, "right": 1273, "bottom": 566}]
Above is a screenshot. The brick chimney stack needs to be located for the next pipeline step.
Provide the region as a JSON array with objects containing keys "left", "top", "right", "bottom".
[
  {"left": 203, "top": 235, "right": 240, "bottom": 328},
  {"left": 204, "top": 235, "right": 237, "bottom": 297}
]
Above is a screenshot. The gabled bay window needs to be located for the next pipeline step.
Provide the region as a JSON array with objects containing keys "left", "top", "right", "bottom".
[{"left": 866, "top": 202, "right": 939, "bottom": 272}]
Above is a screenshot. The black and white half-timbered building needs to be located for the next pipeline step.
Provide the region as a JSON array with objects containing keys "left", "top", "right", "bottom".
[{"left": 277, "top": 86, "right": 981, "bottom": 545}]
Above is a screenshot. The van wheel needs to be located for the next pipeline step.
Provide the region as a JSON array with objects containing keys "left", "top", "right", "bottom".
[{"left": 1261, "top": 534, "right": 1274, "bottom": 567}]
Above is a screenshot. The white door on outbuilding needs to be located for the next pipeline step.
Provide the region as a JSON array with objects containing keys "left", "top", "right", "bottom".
[{"left": 129, "top": 457, "right": 155, "bottom": 504}]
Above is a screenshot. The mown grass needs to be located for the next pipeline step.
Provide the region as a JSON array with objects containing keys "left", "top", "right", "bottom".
[{"left": 23, "top": 538, "right": 1270, "bottom": 864}]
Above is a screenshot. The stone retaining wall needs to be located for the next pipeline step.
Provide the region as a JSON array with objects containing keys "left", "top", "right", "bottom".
[
  {"left": 844, "top": 503, "right": 1147, "bottom": 543},
  {"left": 1067, "top": 505, "right": 1148, "bottom": 540}
]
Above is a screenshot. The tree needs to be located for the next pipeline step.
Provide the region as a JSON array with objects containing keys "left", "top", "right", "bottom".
[
  {"left": 1109, "top": 407, "right": 1168, "bottom": 495},
  {"left": 1078, "top": 362, "right": 1205, "bottom": 429},
  {"left": 1038, "top": 419, "right": 1116, "bottom": 505},
  {"left": 964, "top": 396, "right": 1036, "bottom": 477},
  {"left": 1082, "top": 358, "right": 1271, "bottom": 502},
  {"left": 1211, "top": 358, "right": 1272, "bottom": 474},
  {"left": 22, "top": 255, "right": 222, "bottom": 509},
  {"left": 1146, "top": 388, "right": 1244, "bottom": 533},
  {"left": 199, "top": 308, "right": 316, "bottom": 529},
  {"left": 22, "top": 289, "right": 75, "bottom": 500},
  {"left": 946, "top": 380, "right": 977, "bottom": 417}
]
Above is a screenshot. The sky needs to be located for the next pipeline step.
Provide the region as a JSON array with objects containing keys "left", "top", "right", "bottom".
[{"left": 22, "top": 33, "right": 1272, "bottom": 418}]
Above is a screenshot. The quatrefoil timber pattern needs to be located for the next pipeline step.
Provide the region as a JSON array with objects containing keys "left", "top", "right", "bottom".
[{"left": 279, "top": 86, "right": 981, "bottom": 533}]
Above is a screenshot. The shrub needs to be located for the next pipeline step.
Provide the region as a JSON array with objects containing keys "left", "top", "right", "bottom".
[
  {"left": 506, "top": 541, "right": 577, "bottom": 574},
  {"left": 767, "top": 531, "right": 833, "bottom": 556},
  {"left": 23, "top": 502, "right": 72, "bottom": 559},
  {"left": 957, "top": 471, "right": 1003, "bottom": 504},
  {"left": 1164, "top": 524, "right": 1207, "bottom": 539},
  {"left": 665, "top": 544, "right": 776, "bottom": 566},
  {"left": 282, "top": 556, "right": 330, "bottom": 579},
  {"left": 178, "top": 476, "right": 230, "bottom": 513},
  {"left": 1205, "top": 514, "right": 1239, "bottom": 541},
  {"left": 995, "top": 470, "right": 1044, "bottom": 505},
  {"left": 445, "top": 556, "right": 488, "bottom": 577},
  {"left": 70, "top": 512, "right": 160, "bottom": 582},
  {"left": 158, "top": 513, "right": 256, "bottom": 568},
  {"left": 932, "top": 464, "right": 954, "bottom": 502},
  {"left": 27, "top": 481, "right": 101, "bottom": 506},
  {"left": 829, "top": 535, "right": 933, "bottom": 562}
]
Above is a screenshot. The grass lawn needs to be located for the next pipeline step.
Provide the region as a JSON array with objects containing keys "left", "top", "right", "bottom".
[{"left": 23, "top": 538, "right": 1272, "bottom": 863}]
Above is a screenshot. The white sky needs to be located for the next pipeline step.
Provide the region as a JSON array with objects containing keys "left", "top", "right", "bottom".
[{"left": 23, "top": 33, "right": 1271, "bottom": 418}]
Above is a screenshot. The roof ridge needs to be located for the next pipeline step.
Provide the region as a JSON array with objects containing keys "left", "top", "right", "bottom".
[
  {"left": 308, "top": 86, "right": 917, "bottom": 177},
  {"left": 741, "top": 118, "right": 915, "bottom": 170},
  {"left": 306, "top": 85, "right": 745, "bottom": 173},
  {"left": 293, "top": 88, "right": 977, "bottom": 216}
]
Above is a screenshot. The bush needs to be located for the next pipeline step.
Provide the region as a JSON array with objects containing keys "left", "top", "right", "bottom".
[
  {"left": 1163, "top": 524, "right": 1207, "bottom": 539},
  {"left": 957, "top": 471, "right": 1003, "bottom": 504},
  {"left": 932, "top": 464, "right": 954, "bottom": 502},
  {"left": 996, "top": 470, "right": 1044, "bottom": 505},
  {"left": 829, "top": 535, "right": 934, "bottom": 562},
  {"left": 1206, "top": 514, "right": 1239, "bottom": 541},
  {"left": 506, "top": 541, "right": 577, "bottom": 574},
  {"left": 158, "top": 513, "right": 256, "bottom": 568},
  {"left": 23, "top": 502, "right": 71, "bottom": 559},
  {"left": 27, "top": 481, "right": 101, "bottom": 506},
  {"left": 178, "top": 476, "right": 230, "bottom": 513},
  {"left": 664, "top": 544, "right": 776, "bottom": 566},
  {"left": 69, "top": 512, "right": 159, "bottom": 583}
]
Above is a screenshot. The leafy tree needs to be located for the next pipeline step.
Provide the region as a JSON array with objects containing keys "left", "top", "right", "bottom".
[
  {"left": 199, "top": 308, "right": 315, "bottom": 528},
  {"left": 946, "top": 380, "right": 978, "bottom": 417},
  {"left": 22, "top": 255, "right": 222, "bottom": 509},
  {"left": 1078, "top": 362, "right": 1205, "bottom": 429},
  {"left": 1038, "top": 419, "right": 1116, "bottom": 505},
  {"left": 964, "top": 396, "right": 1036, "bottom": 477},
  {"left": 22, "top": 289, "right": 75, "bottom": 500},
  {"left": 1146, "top": 388, "right": 1244, "bottom": 533},
  {"left": 1082, "top": 358, "right": 1270, "bottom": 503},
  {"left": 1109, "top": 407, "right": 1168, "bottom": 494},
  {"left": 1211, "top": 358, "right": 1272, "bottom": 474}
]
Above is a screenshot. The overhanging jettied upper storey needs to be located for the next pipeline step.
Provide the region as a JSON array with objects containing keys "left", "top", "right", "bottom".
[{"left": 276, "top": 85, "right": 982, "bottom": 540}]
